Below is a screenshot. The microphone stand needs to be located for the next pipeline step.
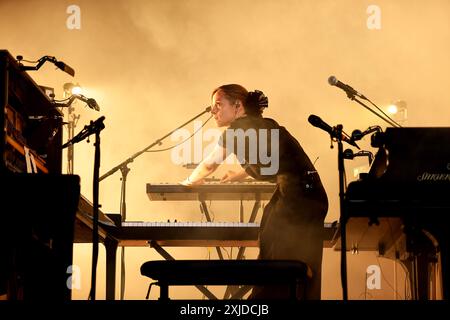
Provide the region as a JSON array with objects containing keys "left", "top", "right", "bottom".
[
  {"left": 99, "top": 106, "right": 212, "bottom": 300},
  {"left": 309, "top": 117, "right": 349, "bottom": 300},
  {"left": 329, "top": 85, "right": 401, "bottom": 300},
  {"left": 346, "top": 93, "right": 401, "bottom": 128},
  {"left": 62, "top": 116, "right": 105, "bottom": 301},
  {"left": 335, "top": 124, "right": 349, "bottom": 301}
]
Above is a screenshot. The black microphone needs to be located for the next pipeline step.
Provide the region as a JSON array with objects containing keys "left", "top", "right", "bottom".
[
  {"left": 351, "top": 125, "right": 382, "bottom": 141},
  {"left": 308, "top": 114, "right": 360, "bottom": 149},
  {"left": 75, "top": 94, "right": 100, "bottom": 111},
  {"left": 17, "top": 55, "right": 76, "bottom": 77},
  {"left": 62, "top": 116, "right": 105, "bottom": 149},
  {"left": 54, "top": 60, "right": 75, "bottom": 77},
  {"left": 328, "top": 76, "right": 366, "bottom": 99}
]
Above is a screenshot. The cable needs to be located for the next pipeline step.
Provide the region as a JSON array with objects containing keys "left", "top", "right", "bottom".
[
  {"left": 355, "top": 224, "right": 370, "bottom": 251},
  {"left": 208, "top": 200, "right": 215, "bottom": 221},
  {"left": 404, "top": 269, "right": 412, "bottom": 300},
  {"left": 146, "top": 114, "right": 213, "bottom": 153},
  {"left": 53, "top": 97, "right": 71, "bottom": 102},
  {"left": 17, "top": 58, "right": 38, "bottom": 63},
  {"left": 312, "top": 156, "right": 319, "bottom": 166},
  {"left": 374, "top": 255, "right": 404, "bottom": 299},
  {"left": 221, "top": 247, "right": 231, "bottom": 259},
  {"left": 366, "top": 98, "right": 402, "bottom": 128}
]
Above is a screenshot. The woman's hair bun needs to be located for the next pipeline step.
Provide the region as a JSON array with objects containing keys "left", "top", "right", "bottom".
[{"left": 246, "top": 90, "right": 268, "bottom": 111}]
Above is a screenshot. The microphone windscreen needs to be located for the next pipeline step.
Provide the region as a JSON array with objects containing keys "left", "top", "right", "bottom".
[
  {"left": 55, "top": 61, "right": 75, "bottom": 77},
  {"left": 308, "top": 114, "right": 321, "bottom": 126},
  {"left": 87, "top": 98, "right": 100, "bottom": 111},
  {"left": 328, "top": 76, "right": 337, "bottom": 86}
]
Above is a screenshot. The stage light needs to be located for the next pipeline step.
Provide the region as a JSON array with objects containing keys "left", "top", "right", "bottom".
[
  {"left": 63, "top": 82, "right": 82, "bottom": 96},
  {"left": 387, "top": 104, "right": 398, "bottom": 114},
  {"left": 387, "top": 100, "right": 408, "bottom": 124},
  {"left": 72, "top": 85, "right": 82, "bottom": 95}
]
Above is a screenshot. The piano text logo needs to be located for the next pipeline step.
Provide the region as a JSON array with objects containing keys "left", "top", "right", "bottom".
[{"left": 417, "top": 172, "right": 450, "bottom": 182}]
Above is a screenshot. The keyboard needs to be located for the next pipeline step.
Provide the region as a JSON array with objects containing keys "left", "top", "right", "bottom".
[{"left": 146, "top": 182, "right": 276, "bottom": 201}]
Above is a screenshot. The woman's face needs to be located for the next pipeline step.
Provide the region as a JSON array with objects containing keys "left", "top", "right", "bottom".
[{"left": 211, "top": 90, "right": 240, "bottom": 127}]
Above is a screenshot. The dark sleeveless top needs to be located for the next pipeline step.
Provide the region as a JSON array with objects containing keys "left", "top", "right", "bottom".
[{"left": 218, "top": 115, "right": 327, "bottom": 203}]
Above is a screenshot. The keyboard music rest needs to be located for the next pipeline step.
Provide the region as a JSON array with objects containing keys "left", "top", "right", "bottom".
[{"left": 146, "top": 182, "right": 276, "bottom": 201}]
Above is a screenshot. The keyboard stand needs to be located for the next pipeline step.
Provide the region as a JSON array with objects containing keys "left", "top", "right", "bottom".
[
  {"left": 200, "top": 201, "right": 224, "bottom": 260},
  {"left": 223, "top": 194, "right": 262, "bottom": 299}
]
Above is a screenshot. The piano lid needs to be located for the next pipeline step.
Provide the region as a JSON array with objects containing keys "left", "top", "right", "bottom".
[
  {"left": 366, "top": 127, "right": 450, "bottom": 184},
  {"left": 346, "top": 127, "right": 450, "bottom": 211}
]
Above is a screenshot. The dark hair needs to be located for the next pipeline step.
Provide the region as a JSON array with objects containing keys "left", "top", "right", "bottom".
[{"left": 212, "top": 84, "right": 268, "bottom": 117}]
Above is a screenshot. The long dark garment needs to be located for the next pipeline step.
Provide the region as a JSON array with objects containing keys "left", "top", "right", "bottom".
[
  {"left": 220, "top": 115, "right": 329, "bottom": 299},
  {"left": 254, "top": 174, "right": 328, "bottom": 300}
]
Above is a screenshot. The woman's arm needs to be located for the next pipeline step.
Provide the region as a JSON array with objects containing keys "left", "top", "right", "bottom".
[
  {"left": 181, "top": 144, "right": 229, "bottom": 185},
  {"left": 221, "top": 169, "right": 249, "bottom": 183}
]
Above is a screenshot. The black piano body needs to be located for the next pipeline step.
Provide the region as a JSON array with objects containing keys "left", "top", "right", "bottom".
[
  {"left": 0, "top": 50, "right": 77, "bottom": 300},
  {"left": 344, "top": 127, "right": 450, "bottom": 300},
  {"left": 0, "top": 50, "right": 63, "bottom": 174}
]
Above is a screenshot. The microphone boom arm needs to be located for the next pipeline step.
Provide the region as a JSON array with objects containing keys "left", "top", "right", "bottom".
[
  {"left": 18, "top": 55, "right": 75, "bottom": 77},
  {"left": 351, "top": 96, "right": 400, "bottom": 128},
  {"left": 99, "top": 106, "right": 212, "bottom": 182}
]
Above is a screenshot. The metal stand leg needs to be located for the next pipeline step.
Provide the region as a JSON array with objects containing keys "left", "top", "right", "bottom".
[
  {"left": 200, "top": 201, "right": 223, "bottom": 259},
  {"left": 148, "top": 240, "right": 218, "bottom": 300},
  {"left": 159, "top": 281, "right": 169, "bottom": 301},
  {"left": 224, "top": 197, "right": 262, "bottom": 299},
  {"left": 104, "top": 238, "right": 118, "bottom": 300}
]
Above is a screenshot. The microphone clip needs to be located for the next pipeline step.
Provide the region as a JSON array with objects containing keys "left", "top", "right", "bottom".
[
  {"left": 343, "top": 148, "right": 374, "bottom": 165},
  {"left": 61, "top": 116, "right": 105, "bottom": 149},
  {"left": 53, "top": 94, "right": 100, "bottom": 111},
  {"left": 351, "top": 125, "right": 382, "bottom": 142},
  {"left": 331, "top": 124, "right": 360, "bottom": 150}
]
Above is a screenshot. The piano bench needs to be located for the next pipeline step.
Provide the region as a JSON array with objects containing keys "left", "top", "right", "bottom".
[{"left": 140, "top": 259, "right": 312, "bottom": 300}]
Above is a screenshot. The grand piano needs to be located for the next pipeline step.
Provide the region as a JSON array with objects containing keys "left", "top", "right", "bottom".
[
  {"left": 0, "top": 50, "right": 78, "bottom": 300},
  {"left": 342, "top": 127, "right": 450, "bottom": 300}
]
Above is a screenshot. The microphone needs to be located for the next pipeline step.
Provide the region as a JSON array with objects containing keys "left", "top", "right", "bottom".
[
  {"left": 62, "top": 116, "right": 105, "bottom": 149},
  {"left": 17, "top": 55, "right": 75, "bottom": 77},
  {"left": 74, "top": 94, "right": 100, "bottom": 111},
  {"left": 54, "top": 60, "right": 75, "bottom": 77},
  {"left": 308, "top": 114, "right": 360, "bottom": 149},
  {"left": 351, "top": 125, "right": 382, "bottom": 141},
  {"left": 328, "top": 76, "right": 366, "bottom": 99}
]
